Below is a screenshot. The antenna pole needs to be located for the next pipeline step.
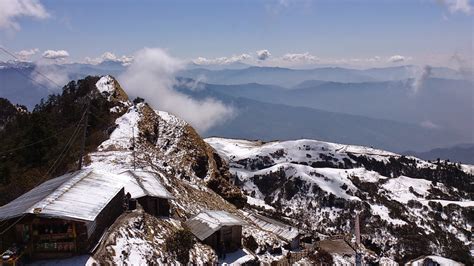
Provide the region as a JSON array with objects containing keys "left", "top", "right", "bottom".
[
  {"left": 78, "top": 100, "right": 90, "bottom": 170},
  {"left": 355, "top": 212, "right": 362, "bottom": 266},
  {"left": 132, "top": 125, "right": 136, "bottom": 171}
]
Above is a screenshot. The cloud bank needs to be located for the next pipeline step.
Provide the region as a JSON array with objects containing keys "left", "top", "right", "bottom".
[
  {"left": 193, "top": 53, "right": 251, "bottom": 65},
  {"left": 120, "top": 48, "right": 234, "bottom": 132},
  {"left": 15, "top": 48, "right": 38, "bottom": 60},
  {"left": 31, "top": 62, "right": 71, "bottom": 91},
  {"left": 256, "top": 49, "right": 271, "bottom": 60},
  {"left": 411, "top": 65, "right": 432, "bottom": 94},
  {"left": 85, "top": 51, "right": 134, "bottom": 66},
  {"left": 0, "top": 0, "right": 49, "bottom": 30},
  {"left": 439, "top": 0, "right": 472, "bottom": 14},
  {"left": 388, "top": 55, "right": 407, "bottom": 63},
  {"left": 42, "top": 49, "right": 69, "bottom": 60}
]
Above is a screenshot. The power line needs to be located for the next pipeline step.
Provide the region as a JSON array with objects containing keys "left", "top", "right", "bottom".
[
  {"left": 0, "top": 106, "right": 88, "bottom": 226},
  {"left": 0, "top": 46, "right": 64, "bottom": 89},
  {"left": 0, "top": 126, "right": 72, "bottom": 156},
  {"left": 0, "top": 59, "right": 54, "bottom": 94}
]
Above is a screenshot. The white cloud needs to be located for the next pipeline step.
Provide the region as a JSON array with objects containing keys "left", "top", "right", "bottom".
[
  {"left": 439, "top": 0, "right": 472, "bottom": 14},
  {"left": 15, "top": 48, "right": 38, "bottom": 60},
  {"left": 119, "top": 48, "right": 234, "bottom": 132},
  {"left": 420, "top": 120, "right": 441, "bottom": 129},
  {"left": 388, "top": 55, "right": 405, "bottom": 63},
  {"left": 451, "top": 52, "right": 473, "bottom": 82},
  {"left": 0, "top": 0, "right": 49, "bottom": 30},
  {"left": 256, "top": 49, "right": 271, "bottom": 60},
  {"left": 85, "top": 51, "right": 134, "bottom": 66},
  {"left": 31, "top": 62, "right": 71, "bottom": 90},
  {"left": 193, "top": 53, "right": 251, "bottom": 65},
  {"left": 282, "top": 52, "right": 319, "bottom": 63},
  {"left": 42, "top": 49, "right": 69, "bottom": 60},
  {"left": 388, "top": 55, "right": 408, "bottom": 63},
  {"left": 411, "top": 65, "right": 432, "bottom": 94},
  {"left": 367, "top": 56, "right": 381, "bottom": 62}
]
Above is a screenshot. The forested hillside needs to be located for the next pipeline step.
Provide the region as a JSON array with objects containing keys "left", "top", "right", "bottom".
[{"left": 0, "top": 76, "right": 125, "bottom": 205}]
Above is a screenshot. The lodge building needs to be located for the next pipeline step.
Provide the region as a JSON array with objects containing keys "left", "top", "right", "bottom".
[
  {"left": 0, "top": 170, "right": 124, "bottom": 260},
  {"left": 246, "top": 212, "right": 300, "bottom": 250},
  {"left": 0, "top": 169, "right": 175, "bottom": 262},
  {"left": 116, "top": 170, "right": 174, "bottom": 217},
  {"left": 185, "top": 210, "right": 245, "bottom": 252}
]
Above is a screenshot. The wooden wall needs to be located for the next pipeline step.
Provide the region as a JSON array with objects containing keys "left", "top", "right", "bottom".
[{"left": 137, "top": 196, "right": 170, "bottom": 217}]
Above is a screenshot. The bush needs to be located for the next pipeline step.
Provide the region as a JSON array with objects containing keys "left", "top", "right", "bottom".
[
  {"left": 165, "top": 228, "right": 195, "bottom": 264},
  {"left": 309, "top": 249, "right": 334, "bottom": 265},
  {"left": 243, "top": 235, "right": 259, "bottom": 252}
]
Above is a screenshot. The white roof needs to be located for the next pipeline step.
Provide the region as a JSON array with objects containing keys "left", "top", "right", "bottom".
[
  {"left": 185, "top": 210, "right": 245, "bottom": 241},
  {"left": 246, "top": 213, "right": 299, "bottom": 242},
  {"left": 116, "top": 170, "right": 174, "bottom": 199},
  {"left": 0, "top": 169, "right": 124, "bottom": 222}
]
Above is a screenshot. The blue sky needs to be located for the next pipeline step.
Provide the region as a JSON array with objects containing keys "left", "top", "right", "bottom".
[{"left": 0, "top": 0, "right": 472, "bottom": 67}]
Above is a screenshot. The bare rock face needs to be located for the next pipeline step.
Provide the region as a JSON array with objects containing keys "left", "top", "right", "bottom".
[{"left": 136, "top": 102, "right": 246, "bottom": 208}]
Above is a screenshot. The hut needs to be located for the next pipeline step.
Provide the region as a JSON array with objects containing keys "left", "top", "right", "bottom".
[
  {"left": 116, "top": 170, "right": 174, "bottom": 216},
  {"left": 0, "top": 169, "right": 124, "bottom": 260},
  {"left": 185, "top": 210, "right": 245, "bottom": 252},
  {"left": 246, "top": 213, "right": 300, "bottom": 250}
]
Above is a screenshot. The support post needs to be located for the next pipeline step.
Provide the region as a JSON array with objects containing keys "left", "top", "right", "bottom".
[{"left": 78, "top": 100, "right": 90, "bottom": 170}]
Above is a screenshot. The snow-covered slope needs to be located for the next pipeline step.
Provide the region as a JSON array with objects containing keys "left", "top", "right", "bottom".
[
  {"left": 15, "top": 74, "right": 470, "bottom": 265},
  {"left": 77, "top": 76, "right": 304, "bottom": 264},
  {"left": 205, "top": 137, "right": 474, "bottom": 264}
]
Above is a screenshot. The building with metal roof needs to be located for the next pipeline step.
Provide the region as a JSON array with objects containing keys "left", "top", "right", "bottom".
[
  {"left": 0, "top": 169, "right": 124, "bottom": 222},
  {"left": 185, "top": 210, "right": 245, "bottom": 252},
  {"left": 116, "top": 170, "right": 174, "bottom": 216},
  {"left": 0, "top": 169, "right": 125, "bottom": 260},
  {"left": 246, "top": 212, "right": 300, "bottom": 250}
]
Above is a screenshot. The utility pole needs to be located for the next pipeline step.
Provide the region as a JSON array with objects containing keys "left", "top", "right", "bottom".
[
  {"left": 132, "top": 125, "right": 136, "bottom": 171},
  {"left": 355, "top": 212, "right": 362, "bottom": 266},
  {"left": 78, "top": 100, "right": 90, "bottom": 170}
]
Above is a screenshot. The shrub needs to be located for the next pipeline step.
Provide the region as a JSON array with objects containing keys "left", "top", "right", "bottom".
[
  {"left": 165, "top": 228, "right": 195, "bottom": 264},
  {"left": 243, "top": 235, "right": 259, "bottom": 252},
  {"left": 309, "top": 249, "right": 334, "bottom": 265}
]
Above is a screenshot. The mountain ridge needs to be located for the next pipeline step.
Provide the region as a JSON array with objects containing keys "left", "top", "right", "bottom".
[{"left": 0, "top": 75, "right": 471, "bottom": 264}]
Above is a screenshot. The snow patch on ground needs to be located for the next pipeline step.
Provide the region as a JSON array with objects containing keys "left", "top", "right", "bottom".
[
  {"left": 96, "top": 75, "right": 115, "bottom": 94},
  {"left": 98, "top": 107, "right": 139, "bottom": 151},
  {"left": 370, "top": 204, "right": 407, "bottom": 226},
  {"left": 382, "top": 176, "right": 432, "bottom": 204}
]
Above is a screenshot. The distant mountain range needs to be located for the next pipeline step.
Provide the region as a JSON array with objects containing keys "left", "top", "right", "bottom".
[
  {"left": 178, "top": 65, "right": 463, "bottom": 87},
  {"left": 404, "top": 143, "right": 474, "bottom": 164},
  {"left": 177, "top": 83, "right": 468, "bottom": 153},
  {"left": 1, "top": 61, "right": 471, "bottom": 153},
  {"left": 202, "top": 78, "right": 473, "bottom": 139},
  {"left": 0, "top": 60, "right": 125, "bottom": 108}
]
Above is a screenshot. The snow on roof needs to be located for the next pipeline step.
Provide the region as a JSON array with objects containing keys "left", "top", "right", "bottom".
[
  {"left": 185, "top": 210, "right": 245, "bottom": 241},
  {"left": 0, "top": 169, "right": 124, "bottom": 222},
  {"left": 245, "top": 212, "right": 299, "bottom": 242},
  {"left": 116, "top": 170, "right": 174, "bottom": 200},
  {"left": 406, "top": 255, "right": 464, "bottom": 266}
]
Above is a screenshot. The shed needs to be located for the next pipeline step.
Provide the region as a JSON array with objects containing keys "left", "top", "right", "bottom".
[
  {"left": 116, "top": 170, "right": 174, "bottom": 216},
  {"left": 185, "top": 210, "right": 245, "bottom": 252},
  {"left": 246, "top": 213, "right": 300, "bottom": 250},
  {"left": 0, "top": 169, "right": 124, "bottom": 260}
]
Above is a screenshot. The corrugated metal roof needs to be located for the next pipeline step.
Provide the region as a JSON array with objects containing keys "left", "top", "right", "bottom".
[
  {"left": 185, "top": 210, "right": 245, "bottom": 241},
  {"left": 0, "top": 169, "right": 124, "bottom": 222},
  {"left": 116, "top": 170, "right": 174, "bottom": 199},
  {"left": 246, "top": 213, "right": 299, "bottom": 242}
]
